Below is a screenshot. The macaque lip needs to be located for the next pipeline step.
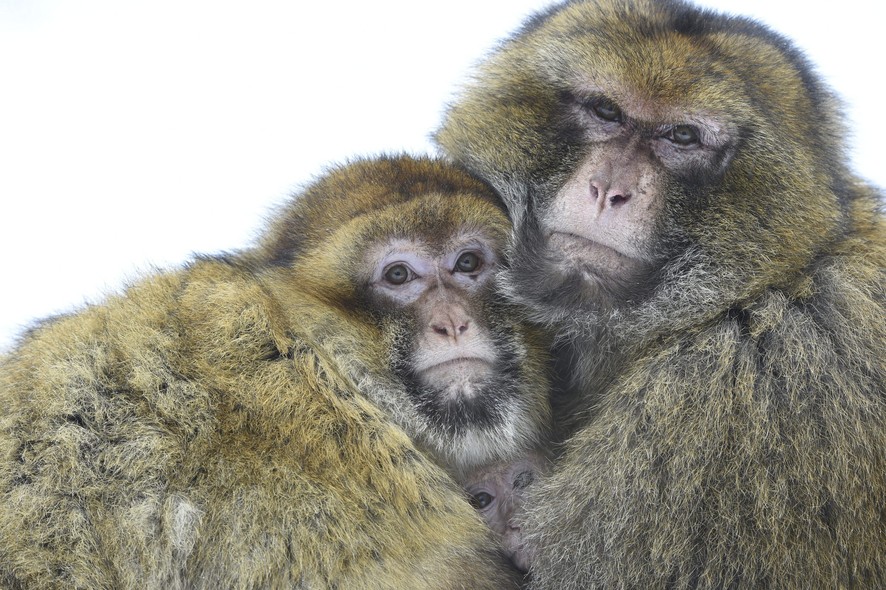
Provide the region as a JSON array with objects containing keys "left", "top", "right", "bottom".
[
  {"left": 416, "top": 357, "right": 494, "bottom": 382},
  {"left": 421, "top": 357, "right": 492, "bottom": 373},
  {"left": 547, "top": 231, "right": 646, "bottom": 278},
  {"left": 548, "top": 231, "right": 633, "bottom": 260}
]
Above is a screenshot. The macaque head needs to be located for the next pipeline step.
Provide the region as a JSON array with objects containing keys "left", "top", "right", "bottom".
[
  {"left": 437, "top": 0, "right": 849, "bottom": 330},
  {"left": 461, "top": 453, "right": 550, "bottom": 573},
  {"left": 257, "top": 156, "right": 551, "bottom": 471}
]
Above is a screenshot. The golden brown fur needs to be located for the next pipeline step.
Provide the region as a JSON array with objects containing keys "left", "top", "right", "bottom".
[
  {"left": 437, "top": 1, "right": 886, "bottom": 588},
  {"left": 0, "top": 156, "right": 549, "bottom": 589}
]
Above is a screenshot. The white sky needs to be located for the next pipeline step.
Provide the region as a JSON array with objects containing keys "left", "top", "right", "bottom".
[{"left": 1, "top": 0, "right": 883, "bottom": 351}]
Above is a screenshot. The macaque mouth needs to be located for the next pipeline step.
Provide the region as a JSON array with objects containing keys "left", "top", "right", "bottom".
[
  {"left": 546, "top": 231, "right": 647, "bottom": 278},
  {"left": 548, "top": 231, "right": 635, "bottom": 261},
  {"left": 418, "top": 357, "right": 494, "bottom": 379},
  {"left": 413, "top": 355, "right": 498, "bottom": 399}
]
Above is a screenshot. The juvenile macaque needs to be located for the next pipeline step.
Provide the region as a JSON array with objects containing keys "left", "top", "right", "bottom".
[{"left": 0, "top": 156, "right": 550, "bottom": 589}]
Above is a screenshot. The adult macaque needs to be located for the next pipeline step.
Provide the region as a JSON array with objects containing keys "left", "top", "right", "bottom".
[
  {"left": 438, "top": 0, "right": 886, "bottom": 587},
  {"left": 0, "top": 156, "right": 550, "bottom": 589}
]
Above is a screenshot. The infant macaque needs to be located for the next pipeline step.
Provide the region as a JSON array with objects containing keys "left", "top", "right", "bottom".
[{"left": 462, "top": 453, "right": 549, "bottom": 572}]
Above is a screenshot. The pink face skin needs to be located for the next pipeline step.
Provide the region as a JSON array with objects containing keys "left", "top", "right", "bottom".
[
  {"left": 462, "top": 453, "right": 549, "bottom": 573},
  {"left": 542, "top": 89, "right": 732, "bottom": 292},
  {"left": 366, "top": 234, "right": 502, "bottom": 399}
]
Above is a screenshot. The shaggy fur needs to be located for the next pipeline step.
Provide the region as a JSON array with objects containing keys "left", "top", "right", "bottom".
[
  {"left": 437, "top": 1, "right": 886, "bottom": 588},
  {"left": 0, "top": 156, "right": 549, "bottom": 589}
]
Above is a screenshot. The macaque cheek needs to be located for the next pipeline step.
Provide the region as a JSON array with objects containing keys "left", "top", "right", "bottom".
[
  {"left": 479, "top": 503, "right": 509, "bottom": 537},
  {"left": 503, "top": 528, "right": 533, "bottom": 573}
]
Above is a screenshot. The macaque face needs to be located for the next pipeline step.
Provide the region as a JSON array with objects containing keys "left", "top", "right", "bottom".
[
  {"left": 354, "top": 207, "right": 544, "bottom": 469},
  {"left": 536, "top": 89, "right": 734, "bottom": 306},
  {"left": 367, "top": 231, "right": 502, "bottom": 400},
  {"left": 462, "top": 454, "right": 549, "bottom": 572}
]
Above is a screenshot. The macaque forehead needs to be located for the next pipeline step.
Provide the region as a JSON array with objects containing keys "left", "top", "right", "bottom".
[
  {"left": 539, "top": 37, "right": 742, "bottom": 121},
  {"left": 531, "top": 3, "right": 809, "bottom": 124},
  {"left": 291, "top": 192, "right": 509, "bottom": 289},
  {"left": 299, "top": 193, "right": 509, "bottom": 285},
  {"left": 362, "top": 229, "right": 501, "bottom": 265},
  {"left": 349, "top": 193, "right": 511, "bottom": 251}
]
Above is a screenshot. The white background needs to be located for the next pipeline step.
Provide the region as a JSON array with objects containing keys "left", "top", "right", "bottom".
[{"left": 1, "top": 0, "right": 883, "bottom": 351}]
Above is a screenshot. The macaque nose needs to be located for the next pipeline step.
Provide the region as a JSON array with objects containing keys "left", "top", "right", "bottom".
[
  {"left": 429, "top": 303, "right": 471, "bottom": 341},
  {"left": 589, "top": 177, "right": 631, "bottom": 209}
]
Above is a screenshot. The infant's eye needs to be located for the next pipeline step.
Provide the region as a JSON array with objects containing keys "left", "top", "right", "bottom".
[
  {"left": 470, "top": 491, "right": 494, "bottom": 510},
  {"left": 383, "top": 263, "right": 412, "bottom": 285},
  {"left": 455, "top": 251, "right": 481, "bottom": 273}
]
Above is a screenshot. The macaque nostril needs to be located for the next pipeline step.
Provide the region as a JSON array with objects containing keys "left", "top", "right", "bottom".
[
  {"left": 432, "top": 321, "right": 468, "bottom": 337},
  {"left": 609, "top": 193, "right": 630, "bottom": 206}
]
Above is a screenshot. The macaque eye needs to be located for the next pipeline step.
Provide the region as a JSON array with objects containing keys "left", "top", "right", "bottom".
[
  {"left": 667, "top": 125, "right": 700, "bottom": 146},
  {"left": 587, "top": 98, "right": 623, "bottom": 122},
  {"left": 454, "top": 251, "right": 482, "bottom": 273},
  {"left": 383, "top": 263, "right": 413, "bottom": 285},
  {"left": 470, "top": 491, "right": 494, "bottom": 510}
]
